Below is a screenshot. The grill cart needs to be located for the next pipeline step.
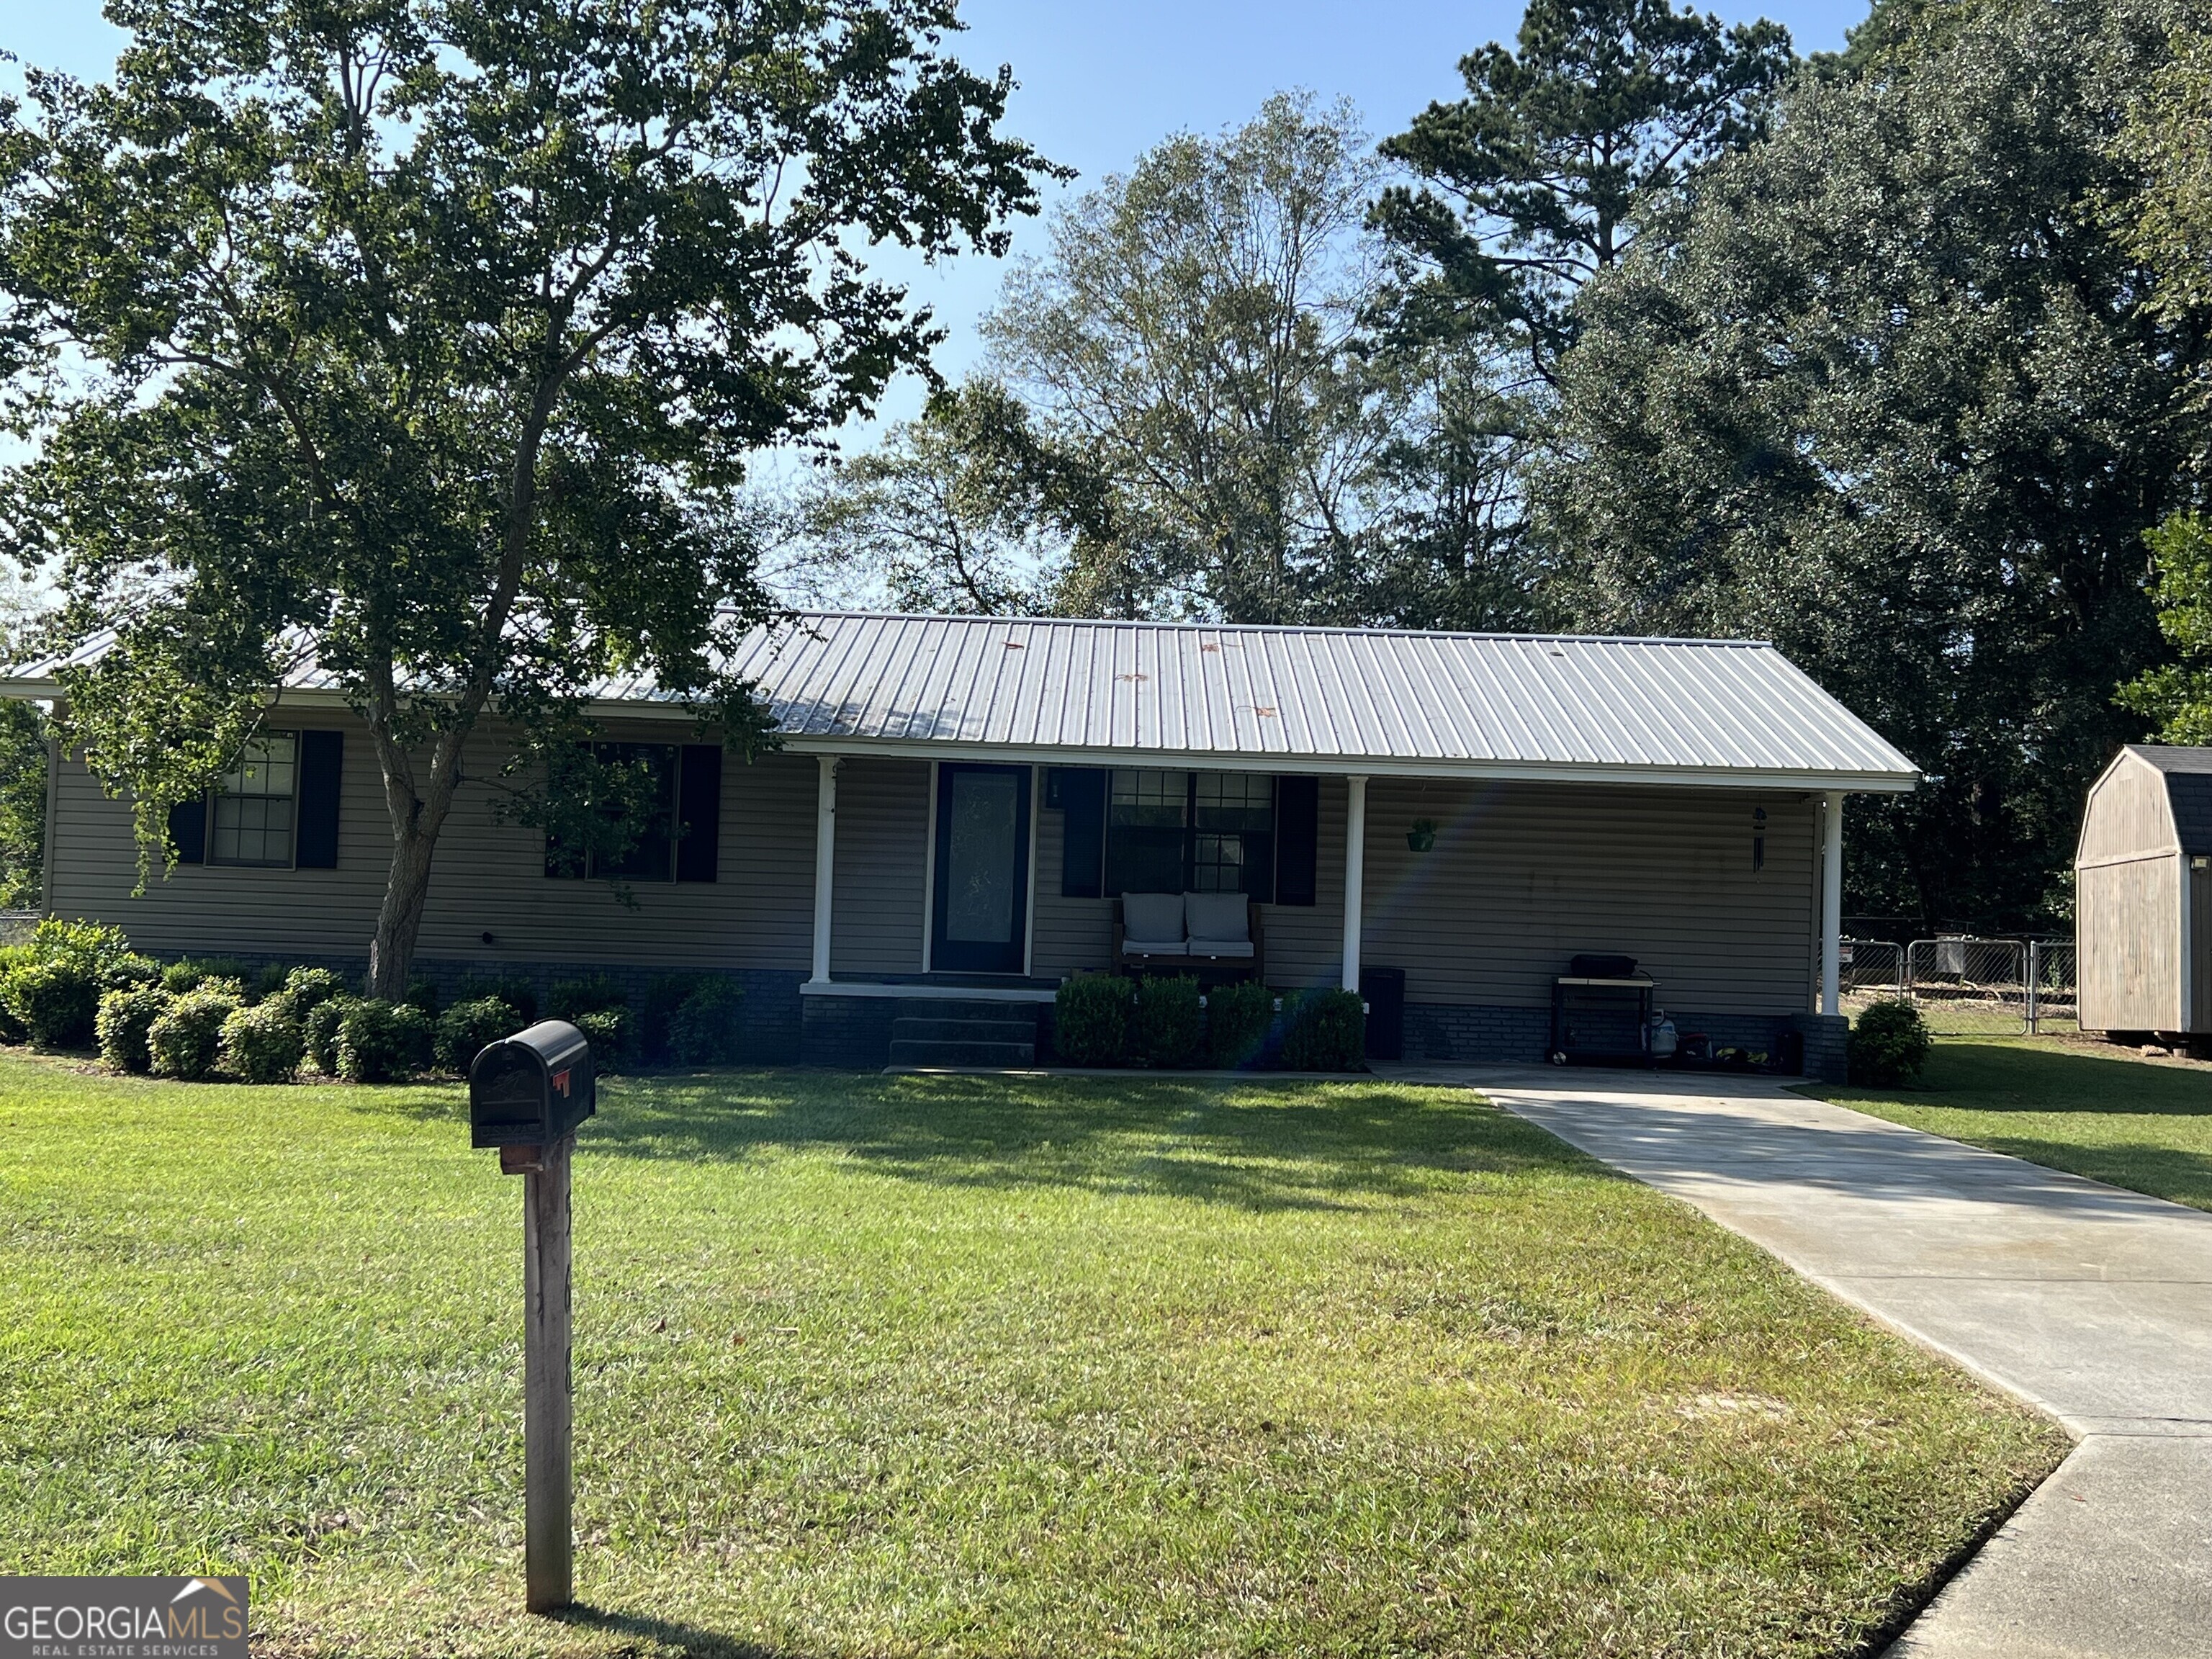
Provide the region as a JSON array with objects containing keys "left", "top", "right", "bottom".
[{"left": 1549, "top": 956, "right": 1656, "bottom": 1067}]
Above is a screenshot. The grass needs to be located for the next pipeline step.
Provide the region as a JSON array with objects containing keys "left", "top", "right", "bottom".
[
  {"left": 1803, "top": 1037, "right": 2212, "bottom": 1213},
  {"left": 0, "top": 1050, "right": 2064, "bottom": 1658}
]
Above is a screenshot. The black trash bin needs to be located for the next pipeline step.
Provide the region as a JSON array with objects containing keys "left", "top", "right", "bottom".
[{"left": 1360, "top": 966, "right": 1406, "bottom": 1062}]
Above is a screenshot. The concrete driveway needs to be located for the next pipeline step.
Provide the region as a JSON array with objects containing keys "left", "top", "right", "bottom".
[{"left": 1380, "top": 1064, "right": 2212, "bottom": 1659}]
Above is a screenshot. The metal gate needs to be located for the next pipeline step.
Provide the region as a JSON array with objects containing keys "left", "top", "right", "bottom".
[
  {"left": 1839, "top": 938, "right": 1905, "bottom": 1017},
  {"left": 1906, "top": 938, "right": 2029, "bottom": 1034},
  {"left": 2026, "top": 940, "right": 2077, "bottom": 1035}
]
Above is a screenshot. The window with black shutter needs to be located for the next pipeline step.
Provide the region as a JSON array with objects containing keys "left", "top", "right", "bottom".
[{"left": 1274, "top": 775, "right": 1319, "bottom": 906}]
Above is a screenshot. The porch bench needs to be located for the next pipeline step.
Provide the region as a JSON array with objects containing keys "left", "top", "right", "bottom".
[{"left": 1112, "top": 891, "right": 1265, "bottom": 981}]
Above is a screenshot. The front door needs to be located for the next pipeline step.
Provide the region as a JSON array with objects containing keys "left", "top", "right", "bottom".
[{"left": 931, "top": 764, "right": 1032, "bottom": 974}]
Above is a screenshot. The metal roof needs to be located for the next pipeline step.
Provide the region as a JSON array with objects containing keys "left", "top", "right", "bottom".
[{"left": 5, "top": 612, "right": 1920, "bottom": 790}]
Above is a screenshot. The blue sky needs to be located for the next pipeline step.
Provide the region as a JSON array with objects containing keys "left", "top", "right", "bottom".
[{"left": 7, "top": 0, "right": 1873, "bottom": 439}]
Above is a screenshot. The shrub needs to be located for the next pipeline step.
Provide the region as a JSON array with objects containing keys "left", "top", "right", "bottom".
[
  {"left": 104, "top": 953, "right": 163, "bottom": 992},
  {"left": 1205, "top": 979, "right": 1276, "bottom": 1069},
  {"left": 336, "top": 999, "right": 433, "bottom": 1083},
  {"left": 436, "top": 997, "right": 523, "bottom": 1075},
  {"left": 282, "top": 966, "right": 349, "bottom": 1014},
  {"left": 96, "top": 985, "right": 172, "bottom": 1073},
  {"left": 639, "top": 972, "right": 709, "bottom": 1060},
  {"left": 451, "top": 975, "right": 538, "bottom": 1026},
  {"left": 162, "top": 956, "right": 250, "bottom": 994},
  {"left": 1130, "top": 975, "right": 1203, "bottom": 1068},
  {"left": 1279, "top": 987, "right": 1365, "bottom": 1072},
  {"left": 548, "top": 974, "right": 627, "bottom": 1024},
  {"left": 304, "top": 996, "right": 359, "bottom": 1074},
  {"left": 252, "top": 962, "right": 295, "bottom": 1002},
  {"left": 574, "top": 1006, "right": 630, "bottom": 1065},
  {"left": 1053, "top": 974, "right": 1133, "bottom": 1067},
  {"left": 220, "top": 1001, "right": 305, "bottom": 1084},
  {"left": 30, "top": 918, "right": 133, "bottom": 974},
  {"left": 148, "top": 987, "right": 243, "bottom": 1081},
  {"left": 1849, "top": 999, "right": 1933, "bottom": 1087},
  {"left": 669, "top": 978, "right": 746, "bottom": 1064},
  {"left": 0, "top": 957, "right": 102, "bottom": 1049},
  {"left": 403, "top": 978, "right": 441, "bottom": 1017},
  {"left": 0, "top": 946, "right": 25, "bottom": 1043}
]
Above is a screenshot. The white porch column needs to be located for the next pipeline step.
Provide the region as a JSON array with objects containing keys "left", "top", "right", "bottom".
[
  {"left": 1341, "top": 775, "right": 1368, "bottom": 992},
  {"left": 809, "top": 756, "right": 840, "bottom": 986},
  {"left": 1820, "top": 789, "right": 1845, "bottom": 1017}
]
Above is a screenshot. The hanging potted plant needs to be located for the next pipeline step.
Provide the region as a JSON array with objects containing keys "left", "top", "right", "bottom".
[{"left": 1406, "top": 817, "right": 1438, "bottom": 853}]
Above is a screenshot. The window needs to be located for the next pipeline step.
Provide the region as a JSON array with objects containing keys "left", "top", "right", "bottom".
[
  {"left": 546, "top": 742, "right": 722, "bottom": 884},
  {"left": 1103, "top": 769, "right": 1274, "bottom": 896},
  {"left": 210, "top": 733, "right": 297, "bottom": 867}
]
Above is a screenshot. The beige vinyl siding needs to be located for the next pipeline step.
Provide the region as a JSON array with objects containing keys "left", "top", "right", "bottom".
[
  {"left": 1362, "top": 778, "right": 1814, "bottom": 1015},
  {"left": 829, "top": 757, "right": 929, "bottom": 976},
  {"left": 1030, "top": 790, "right": 1111, "bottom": 976},
  {"left": 48, "top": 716, "right": 817, "bottom": 971},
  {"left": 2079, "top": 856, "right": 2184, "bottom": 1031}
]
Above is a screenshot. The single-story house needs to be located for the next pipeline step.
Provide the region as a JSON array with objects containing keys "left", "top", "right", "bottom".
[
  {"left": 5, "top": 613, "right": 1917, "bottom": 1075},
  {"left": 2077, "top": 745, "right": 2212, "bottom": 1038}
]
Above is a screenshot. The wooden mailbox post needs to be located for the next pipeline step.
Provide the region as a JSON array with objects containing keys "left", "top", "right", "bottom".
[{"left": 469, "top": 1020, "right": 596, "bottom": 1614}]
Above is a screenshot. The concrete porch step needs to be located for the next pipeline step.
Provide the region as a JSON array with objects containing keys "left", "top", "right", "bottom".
[
  {"left": 889, "top": 1038, "right": 1038, "bottom": 1069},
  {"left": 892, "top": 1016, "right": 1038, "bottom": 1044}
]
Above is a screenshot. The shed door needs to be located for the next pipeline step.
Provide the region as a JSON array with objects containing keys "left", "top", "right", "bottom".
[{"left": 931, "top": 765, "right": 1031, "bottom": 975}]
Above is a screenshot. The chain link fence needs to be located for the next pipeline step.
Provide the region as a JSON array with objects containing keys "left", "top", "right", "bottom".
[{"left": 1838, "top": 936, "right": 2078, "bottom": 1035}]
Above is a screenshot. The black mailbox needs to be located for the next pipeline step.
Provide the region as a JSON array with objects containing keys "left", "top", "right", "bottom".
[{"left": 470, "top": 1020, "right": 595, "bottom": 1149}]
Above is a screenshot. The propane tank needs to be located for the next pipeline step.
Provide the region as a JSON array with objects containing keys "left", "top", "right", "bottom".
[{"left": 1650, "top": 1012, "right": 1678, "bottom": 1061}]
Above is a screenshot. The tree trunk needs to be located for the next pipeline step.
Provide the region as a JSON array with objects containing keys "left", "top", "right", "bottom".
[{"left": 368, "top": 820, "right": 439, "bottom": 999}]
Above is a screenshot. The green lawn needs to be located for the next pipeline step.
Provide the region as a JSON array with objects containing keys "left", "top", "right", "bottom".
[
  {"left": 0, "top": 1051, "right": 2062, "bottom": 1658},
  {"left": 1804, "top": 1038, "right": 2212, "bottom": 1212}
]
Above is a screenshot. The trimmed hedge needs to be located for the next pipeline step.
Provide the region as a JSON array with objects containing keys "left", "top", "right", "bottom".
[
  {"left": 1053, "top": 975, "right": 1133, "bottom": 1066},
  {"left": 336, "top": 999, "right": 433, "bottom": 1084},
  {"left": 451, "top": 975, "right": 539, "bottom": 1027},
  {"left": 1280, "top": 988, "right": 1365, "bottom": 1072},
  {"left": 283, "top": 966, "right": 349, "bottom": 1014},
  {"left": 1, "top": 957, "right": 102, "bottom": 1049},
  {"left": 162, "top": 957, "right": 250, "bottom": 995},
  {"left": 96, "top": 986, "right": 172, "bottom": 1074},
  {"left": 574, "top": 1006, "right": 630, "bottom": 1064},
  {"left": 436, "top": 997, "right": 523, "bottom": 1075},
  {"left": 1848, "top": 999, "right": 1932, "bottom": 1087},
  {"left": 1130, "top": 976, "right": 1203, "bottom": 1068},
  {"left": 669, "top": 978, "right": 746, "bottom": 1064},
  {"left": 149, "top": 987, "right": 243, "bottom": 1081},
  {"left": 1205, "top": 980, "right": 1275, "bottom": 1069},
  {"left": 548, "top": 975, "right": 627, "bottom": 1025},
  {"left": 304, "top": 996, "right": 357, "bottom": 1074},
  {"left": 220, "top": 1001, "right": 305, "bottom": 1084}
]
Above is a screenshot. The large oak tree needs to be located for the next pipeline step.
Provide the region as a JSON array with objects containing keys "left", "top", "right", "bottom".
[{"left": 0, "top": 0, "right": 1058, "bottom": 993}]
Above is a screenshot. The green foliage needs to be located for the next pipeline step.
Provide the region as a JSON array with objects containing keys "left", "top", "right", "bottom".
[
  {"left": 218, "top": 1001, "right": 305, "bottom": 1085},
  {"left": 548, "top": 976, "right": 628, "bottom": 1024},
  {"left": 1279, "top": 989, "right": 1366, "bottom": 1073},
  {"left": 0, "top": 956, "right": 100, "bottom": 1049},
  {"left": 95, "top": 985, "right": 171, "bottom": 1074},
  {"left": 162, "top": 958, "right": 250, "bottom": 995},
  {"left": 1374, "top": 0, "right": 1793, "bottom": 373},
  {"left": 403, "top": 979, "right": 441, "bottom": 1018},
  {"left": 669, "top": 979, "right": 747, "bottom": 1066},
  {"left": 1849, "top": 1000, "right": 1934, "bottom": 1087},
  {"left": 148, "top": 988, "right": 243, "bottom": 1082},
  {"left": 1052, "top": 975, "right": 1133, "bottom": 1067},
  {"left": 1205, "top": 979, "right": 1277, "bottom": 1069},
  {"left": 303, "top": 997, "right": 360, "bottom": 1077},
  {"left": 1129, "top": 976, "right": 1204, "bottom": 1069},
  {"left": 252, "top": 962, "right": 295, "bottom": 1002},
  {"left": 434, "top": 997, "right": 523, "bottom": 1076},
  {"left": 282, "top": 967, "right": 349, "bottom": 1015},
  {"left": 105, "top": 953, "right": 162, "bottom": 991},
  {"left": 572, "top": 1007, "right": 630, "bottom": 1066},
  {"left": 336, "top": 1001, "right": 432, "bottom": 1085},
  {"left": 0, "top": 698, "right": 45, "bottom": 909},
  {"left": 451, "top": 976, "right": 539, "bottom": 1027},
  {"left": 0, "top": 0, "right": 1058, "bottom": 995},
  {"left": 2120, "top": 25, "right": 2212, "bottom": 318},
  {"left": 2119, "top": 513, "right": 2212, "bottom": 745},
  {"left": 637, "top": 972, "right": 710, "bottom": 1061},
  {"left": 28, "top": 917, "right": 132, "bottom": 976},
  {"left": 1545, "top": 0, "right": 2204, "bottom": 931}
]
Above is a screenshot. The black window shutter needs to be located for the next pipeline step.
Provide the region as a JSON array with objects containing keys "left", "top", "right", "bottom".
[
  {"left": 1274, "top": 775, "right": 1318, "bottom": 906},
  {"left": 1057, "top": 767, "right": 1107, "bottom": 898},
  {"left": 167, "top": 798, "right": 207, "bottom": 865},
  {"left": 676, "top": 743, "right": 723, "bottom": 883},
  {"left": 295, "top": 729, "right": 343, "bottom": 868}
]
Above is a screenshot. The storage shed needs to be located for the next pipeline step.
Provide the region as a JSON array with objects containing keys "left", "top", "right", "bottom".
[{"left": 2076, "top": 746, "right": 2212, "bottom": 1037}]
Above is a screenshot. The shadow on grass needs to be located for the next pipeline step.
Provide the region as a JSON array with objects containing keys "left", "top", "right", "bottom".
[
  {"left": 400, "top": 1069, "right": 1617, "bottom": 1213},
  {"left": 549, "top": 1602, "right": 808, "bottom": 1658},
  {"left": 1964, "top": 1138, "right": 2212, "bottom": 1213},
  {"left": 1902, "top": 1042, "right": 2212, "bottom": 1117}
]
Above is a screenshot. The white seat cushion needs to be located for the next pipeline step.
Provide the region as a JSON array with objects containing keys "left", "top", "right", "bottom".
[
  {"left": 1182, "top": 891, "right": 1250, "bottom": 943},
  {"left": 1122, "top": 891, "right": 1185, "bottom": 944},
  {"left": 1187, "top": 938, "right": 1256, "bottom": 958}
]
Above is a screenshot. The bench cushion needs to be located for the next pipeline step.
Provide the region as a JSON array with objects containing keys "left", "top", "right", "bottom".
[
  {"left": 1182, "top": 891, "right": 1250, "bottom": 943},
  {"left": 1187, "top": 938, "right": 1256, "bottom": 958},
  {"left": 1122, "top": 891, "right": 1184, "bottom": 946}
]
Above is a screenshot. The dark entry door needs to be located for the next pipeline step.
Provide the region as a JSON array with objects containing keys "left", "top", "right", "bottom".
[{"left": 931, "top": 764, "right": 1032, "bottom": 974}]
